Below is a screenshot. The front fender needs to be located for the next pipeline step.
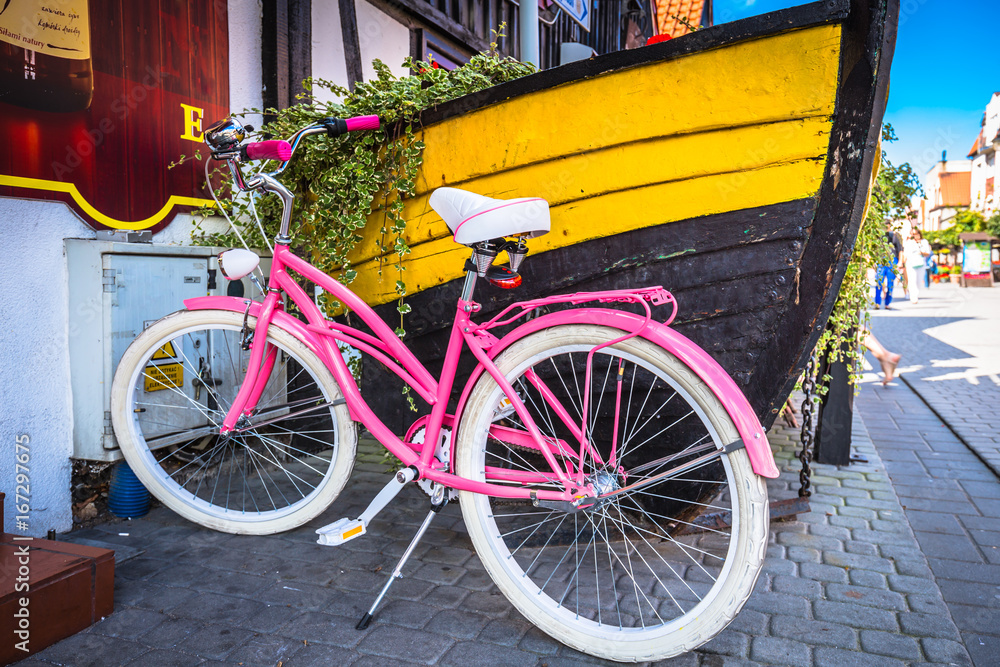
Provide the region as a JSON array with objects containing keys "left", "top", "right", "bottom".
[
  {"left": 455, "top": 308, "right": 779, "bottom": 479},
  {"left": 182, "top": 296, "right": 329, "bottom": 365}
]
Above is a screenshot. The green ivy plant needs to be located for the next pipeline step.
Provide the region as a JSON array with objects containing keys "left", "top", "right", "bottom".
[
  {"left": 193, "top": 31, "right": 534, "bottom": 334},
  {"left": 806, "top": 124, "right": 923, "bottom": 392}
]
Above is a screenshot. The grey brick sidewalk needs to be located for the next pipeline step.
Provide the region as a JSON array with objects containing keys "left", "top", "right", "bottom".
[
  {"left": 15, "top": 404, "right": 974, "bottom": 667},
  {"left": 857, "top": 364, "right": 1000, "bottom": 667},
  {"left": 869, "top": 283, "right": 1000, "bottom": 477}
]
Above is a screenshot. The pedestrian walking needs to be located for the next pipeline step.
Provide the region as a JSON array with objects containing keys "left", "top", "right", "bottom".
[
  {"left": 875, "top": 222, "right": 903, "bottom": 309},
  {"left": 901, "top": 228, "right": 931, "bottom": 304}
]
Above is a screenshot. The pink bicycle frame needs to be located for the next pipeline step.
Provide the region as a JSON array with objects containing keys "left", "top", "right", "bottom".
[{"left": 185, "top": 243, "right": 779, "bottom": 505}]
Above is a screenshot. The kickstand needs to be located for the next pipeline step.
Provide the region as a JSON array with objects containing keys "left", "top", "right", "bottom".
[{"left": 356, "top": 488, "right": 448, "bottom": 630}]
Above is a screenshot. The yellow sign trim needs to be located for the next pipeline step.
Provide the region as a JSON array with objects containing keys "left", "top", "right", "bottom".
[{"left": 0, "top": 174, "right": 215, "bottom": 230}]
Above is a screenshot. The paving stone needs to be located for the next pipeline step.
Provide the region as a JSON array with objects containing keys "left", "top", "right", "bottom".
[
  {"left": 800, "top": 561, "right": 849, "bottom": 584},
  {"left": 422, "top": 609, "right": 492, "bottom": 640},
  {"left": 119, "top": 649, "right": 203, "bottom": 666},
  {"left": 726, "top": 608, "right": 769, "bottom": 635},
  {"left": 904, "top": 510, "right": 966, "bottom": 535},
  {"left": 34, "top": 632, "right": 149, "bottom": 667},
  {"left": 698, "top": 629, "right": 749, "bottom": 658},
  {"left": 825, "top": 583, "right": 906, "bottom": 610},
  {"left": 859, "top": 629, "right": 921, "bottom": 660},
  {"left": 785, "top": 546, "right": 821, "bottom": 563},
  {"left": 282, "top": 643, "right": 360, "bottom": 667},
  {"left": 813, "top": 600, "right": 899, "bottom": 631},
  {"left": 906, "top": 594, "right": 950, "bottom": 616},
  {"left": 168, "top": 591, "right": 265, "bottom": 623},
  {"left": 743, "top": 591, "right": 811, "bottom": 617},
  {"left": 176, "top": 623, "right": 254, "bottom": 660},
  {"left": 921, "top": 637, "right": 974, "bottom": 665},
  {"left": 913, "top": 531, "right": 984, "bottom": 562},
  {"left": 813, "top": 646, "right": 907, "bottom": 667},
  {"left": 822, "top": 550, "right": 895, "bottom": 574},
  {"left": 276, "top": 611, "right": 366, "bottom": 648},
  {"left": 844, "top": 541, "right": 878, "bottom": 556},
  {"left": 771, "top": 574, "right": 823, "bottom": 599},
  {"left": 770, "top": 615, "right": 857, "bottom": 649},
  {"left": 847, "top": 569, "right": 887, "bottom": 589},
  {"left": 749, "top": 636, "right": 811, "bottom": 667},
  {"left": 89, "top": 607, "right": 168, "bottom": 639},
  {"left": 356, "top": 625, "right": 451, "bottom": 663},
  {"left": 477, "top": 616, "right": 532, "bottom": 647},
  {"left": 226, "top": 634, "right": 303, "bottom": 666},
  {"left": 927, "top": 558, "right": 1000, "bottom": 584},
  {"left": 937, "top": 578, "right": 1000, "bottom": 607},
  {"left": 947, "top": 603, "right": 1000, "bottom": 634},
  {"left": 463, "top": 591, "right": 518, "bottom": 617},
  {"left": 237, "top": 603, "right": 302, "bottom": 633}
]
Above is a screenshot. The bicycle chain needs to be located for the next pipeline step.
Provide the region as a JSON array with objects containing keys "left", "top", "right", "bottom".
[{"left": 798, "top": 354, "right": 818, "bottom": 498}]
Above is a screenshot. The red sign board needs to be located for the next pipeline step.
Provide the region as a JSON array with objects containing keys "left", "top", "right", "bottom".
[{"left": 0, "top": 1, "right": 229, "bottom": 232}]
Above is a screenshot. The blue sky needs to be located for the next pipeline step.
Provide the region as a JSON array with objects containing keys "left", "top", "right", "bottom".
[{"left": 714, "top": 0, "right": 999, "bottom": 182}]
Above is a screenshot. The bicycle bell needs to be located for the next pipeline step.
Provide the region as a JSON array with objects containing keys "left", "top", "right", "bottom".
[{"left": 204, "top": 117, "right": 247, "bottom": 152}]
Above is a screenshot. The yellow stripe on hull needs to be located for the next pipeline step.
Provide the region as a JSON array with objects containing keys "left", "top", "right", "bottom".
[{"left": 347, "top": 24, "right": 842, "bottom": 309}]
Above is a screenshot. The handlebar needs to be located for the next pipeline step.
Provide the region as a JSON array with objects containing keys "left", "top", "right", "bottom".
[
  {"left": 242, "top": 140, "right": 292, "bottom": 162},
  {"left": 204, "top": 114, "right": 382, "bottom": 243}
]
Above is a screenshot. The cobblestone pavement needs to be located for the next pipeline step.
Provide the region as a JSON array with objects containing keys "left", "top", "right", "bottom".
[
  {"left": 869, "top": 282, "right": 1000, "bottom": 476},
  {"left": 16, "top": 413, "right": 975, "bottom": 667}
]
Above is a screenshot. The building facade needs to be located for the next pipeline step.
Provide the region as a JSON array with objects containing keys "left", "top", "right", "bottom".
[
  {"left": 920, "top": 157, "right": 971, "bottom": 231},
  {"left": 968, "top": 92, "right": 1000, "bottom": 218}
]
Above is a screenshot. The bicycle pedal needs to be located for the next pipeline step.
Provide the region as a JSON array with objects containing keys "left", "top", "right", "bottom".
[{"left": 316, "top": 518, "right": 366, "bottom": 546}]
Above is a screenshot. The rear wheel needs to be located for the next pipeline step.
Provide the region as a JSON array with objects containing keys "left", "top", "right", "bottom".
[
  {"left": 111, "top": 309, "right": 356, "bottom": 534},
  {"left": 456, "top": 325, "right": 768, "bottom": 662}
]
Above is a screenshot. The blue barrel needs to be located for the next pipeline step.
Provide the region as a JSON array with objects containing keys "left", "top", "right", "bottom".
[{"left": 107, "top": 461, "right": 151, "bottom": 518}]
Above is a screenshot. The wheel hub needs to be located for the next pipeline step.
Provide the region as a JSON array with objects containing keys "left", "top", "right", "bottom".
[{"left": 588, "top": 470, "right": 621, "bottom": 497}]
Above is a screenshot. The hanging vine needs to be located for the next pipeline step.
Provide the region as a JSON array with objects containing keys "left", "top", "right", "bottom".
[
  {"left": 192, "top": 30, "right": 534, "bottom": 334},
  {"left": 802, "top": 124, "right": 923, "bottom": 393}
]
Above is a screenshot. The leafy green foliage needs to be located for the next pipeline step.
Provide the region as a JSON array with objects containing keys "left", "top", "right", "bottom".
[
  {"left": 924, "top": 209, "right": 992, "bottom": 248},
  {"left": 808, "top": 124, "right": 923, "bottom": 390},
  {"left": 193, "top": 34, "right": 534, "bottom": 332}
]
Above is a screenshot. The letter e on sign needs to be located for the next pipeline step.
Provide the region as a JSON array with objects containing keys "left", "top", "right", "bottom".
[{"left": 180, "top": 103, "right": 204, "bottom": 142}]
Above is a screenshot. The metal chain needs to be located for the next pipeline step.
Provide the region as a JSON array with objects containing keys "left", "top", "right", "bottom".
[{"left": 798, "top": 353, "right": 818, "bottom": 497}]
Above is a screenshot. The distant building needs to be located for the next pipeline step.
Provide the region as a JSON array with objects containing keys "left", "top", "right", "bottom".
[
  {"left": 968, "top": 92, "right": 1000, "bottom": 217},
  {"left": 920, "top": 156, "right": 972, "bottom": 231}
]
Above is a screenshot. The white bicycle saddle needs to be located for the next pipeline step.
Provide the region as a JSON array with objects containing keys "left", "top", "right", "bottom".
[{"left": 429, "top": 187, "right": 550, "bottom": 245}]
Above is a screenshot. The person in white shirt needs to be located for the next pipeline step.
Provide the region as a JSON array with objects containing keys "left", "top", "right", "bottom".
[{"left": 901, "top": 228, "right": 931, "bottom": 304}]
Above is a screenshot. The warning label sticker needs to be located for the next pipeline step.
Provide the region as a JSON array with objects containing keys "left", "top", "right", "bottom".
[
  {"left": 144, "top": 363, "right": 183, "bottom": 392},
  {"left": 151, "top": 341, "right": 178, "bottom": 361}
]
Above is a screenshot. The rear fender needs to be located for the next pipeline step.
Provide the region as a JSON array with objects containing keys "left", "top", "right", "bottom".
[{"left": 455, "top": 308, "right": 779, "bottom": 479}]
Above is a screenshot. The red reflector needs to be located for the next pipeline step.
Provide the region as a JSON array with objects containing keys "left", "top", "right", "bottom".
[
  {"left": 489, "top": 274, "right": 522, "bottom": 289},
  {"left": 485, "top": 265, "right": 522, "bottom": 289}
]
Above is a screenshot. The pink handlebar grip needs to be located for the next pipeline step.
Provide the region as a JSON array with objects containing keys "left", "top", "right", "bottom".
[
  {"left": 244, "top": 140, "right": 292, "bottom": 161},
  {"left": 345, "top": 115, "right": 380, "bottom": 132}
]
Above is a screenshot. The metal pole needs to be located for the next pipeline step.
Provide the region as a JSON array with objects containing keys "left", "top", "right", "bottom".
[{"left": 520, "top": 0, "right": 539, "bottom": 67}]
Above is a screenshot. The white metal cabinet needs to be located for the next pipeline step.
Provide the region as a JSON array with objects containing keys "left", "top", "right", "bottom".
[{"left": 66, "top": 239, "right": 270, "bottom": 461}]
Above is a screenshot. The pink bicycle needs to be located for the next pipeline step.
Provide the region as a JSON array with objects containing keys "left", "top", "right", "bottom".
[{"left": 111, "top": 115, "right": 779, "bottom": 661}]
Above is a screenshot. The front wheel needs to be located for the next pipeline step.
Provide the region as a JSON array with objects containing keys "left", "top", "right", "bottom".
[
  {"left": 110, "top": 309, "right": 356, "bottom": 534},
  {"left": 455, "top": 325, "right": 768, "bottom": 662}
]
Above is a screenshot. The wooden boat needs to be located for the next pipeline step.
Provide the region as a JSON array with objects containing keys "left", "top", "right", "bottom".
[{"left": 351, "top": 0, "right": 898, "bottom": 432}]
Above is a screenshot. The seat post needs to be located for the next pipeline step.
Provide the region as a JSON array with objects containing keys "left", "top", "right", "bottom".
[{"left": 460, "top": 268, "right": 478, "bottom": 302}]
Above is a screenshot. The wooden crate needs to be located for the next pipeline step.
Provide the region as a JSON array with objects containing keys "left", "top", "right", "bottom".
[{"left": 0, "top": 493, "right": 115, "bottom": 664}]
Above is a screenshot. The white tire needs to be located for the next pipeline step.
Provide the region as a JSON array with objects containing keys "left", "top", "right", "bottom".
[
  {"left": 455, "top": 325, "right": 768, "bottom": 662},
  {"left": 110, "top": 309, "right": 356, "bottom": 534}
]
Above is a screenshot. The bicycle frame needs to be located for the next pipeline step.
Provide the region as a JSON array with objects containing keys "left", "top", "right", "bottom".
[{"left": 186, "top": 244, "right": 779, "bottom": 507}]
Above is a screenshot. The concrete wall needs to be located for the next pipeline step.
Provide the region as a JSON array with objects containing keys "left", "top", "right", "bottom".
[{"left": 0, "top": 201, "right": 92, "bottom": 536}]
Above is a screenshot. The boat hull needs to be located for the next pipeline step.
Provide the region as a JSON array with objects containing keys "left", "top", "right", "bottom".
[{"left": 349, "top": 0, "right": 897, "bottom": 434}]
